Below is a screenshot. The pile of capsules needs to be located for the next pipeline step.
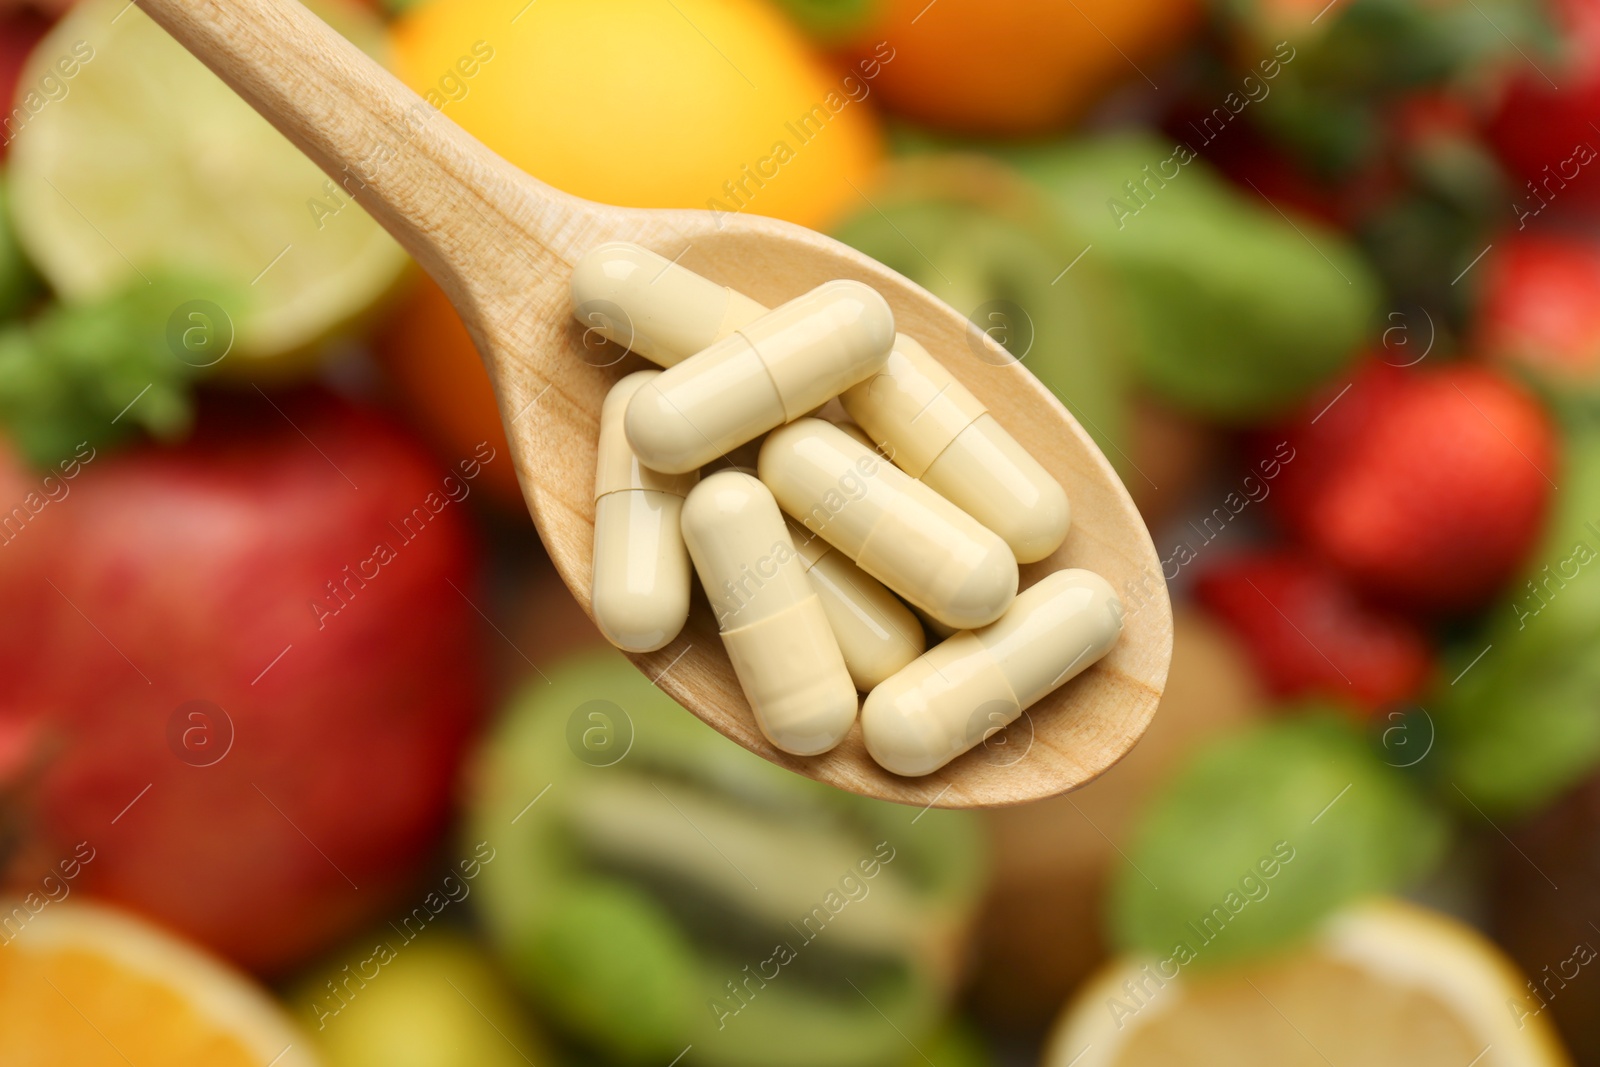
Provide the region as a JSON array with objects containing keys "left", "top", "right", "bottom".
[{"left": 574, "top": 242, "right": 1124, "bottom": 778}]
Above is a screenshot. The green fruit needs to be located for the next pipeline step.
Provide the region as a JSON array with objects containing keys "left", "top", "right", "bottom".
[
  {"left": 469, "top": 648, "right": 986, "bottom": 1067},
  {"left": 527, "top": 881, "right": 700, "bottom": 1062},
  {"left": 828, "top": 154, "right": 1130, "bottom": 469},
  {"left": 8, "top": 0, "right": 406, "bottom": 371},
  {"left": 293, "top": 929, "right": 556, "bottom": 1067},
  {"left": 1000, "top": 131, "right": 1379, "bottom": 421}
]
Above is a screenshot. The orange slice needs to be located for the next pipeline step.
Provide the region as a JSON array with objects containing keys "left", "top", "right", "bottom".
[{"left": 0, "top": 900, "right": 317, "bottom": 1067}]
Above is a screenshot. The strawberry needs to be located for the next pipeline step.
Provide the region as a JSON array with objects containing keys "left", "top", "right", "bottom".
[
  {"left": 1478, "top": 232, "right": 1600, "bottom": 390},
  {"left": 1485, "top": 0, "right": 1600, "bottom": 218},
  {"left": 1194, "top": 550, "right": 1433, "bottom": 712},
  {"left": 1264, "top": 359, "right": 1557, "bottom": 615}
]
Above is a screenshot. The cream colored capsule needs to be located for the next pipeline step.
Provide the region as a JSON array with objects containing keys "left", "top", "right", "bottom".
[
  {"left": 862, "top": 569, "right": 1123, "bottom": 777},
  {"left": 624, "top": 281, "right": 894, "bottom": 475},
  {"left": 841, "top": 334, "right": 1070, "bottom": 563},
  {"left": 591, "top": 371, "right": 697, "bottom": 653},
  {"left": 909, "top": 604, "right": 958, "bottom": 641},
  {"left": 831, "top": 420, "right": 878, "bottom": 451},
  {"left": 680, "top": 470, "right": 858, "bottom": 756},
  {"left": 787, "top": 521, "right": 925, "bottom": 691},
  {"left": 571, "top": 251, "right": 1067, "bottom": 561},
  {"left": 569, "top": 242, "right": 764, "bottom": 367},
  {"left": 758, "top": 418, "right": 1018, "bottom": 630}
]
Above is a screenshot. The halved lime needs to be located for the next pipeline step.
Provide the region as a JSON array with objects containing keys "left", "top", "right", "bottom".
[{"left": 7, "top": 0, "right": 407, "bottom": 371}]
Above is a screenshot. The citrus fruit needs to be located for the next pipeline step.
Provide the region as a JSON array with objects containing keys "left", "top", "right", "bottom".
[
  {"left": 7, "top": 0, "right": 407, "bottom": 374},
  {"left": 845, "top": 0, "right": 1202, "bottom": 135},
  {"left": 295, "top": 930, "right": 555, "bottom": 1067},
  {"left": 0, "top": 899, "right": 316, "bottom": 1066},
  {"left": 380, "top": 0, "right": 885, "bottom": 493},
  {"left": 372, "top": 272, "right": 521, "bottom": 507},
  {"left": 390, "top": 0, "right": 882, "bottom": 229},
  {"left": 1044, "top": 899, "right": 1572, "bottom": 1067}
]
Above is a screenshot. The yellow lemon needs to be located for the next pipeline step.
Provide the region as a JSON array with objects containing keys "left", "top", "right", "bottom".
[
  {"left": 389, "top": 0, "right": 883, "bottom": 229},
  {"left": 1044, "top": 898, "right": 1573, "bottom": 1067}
]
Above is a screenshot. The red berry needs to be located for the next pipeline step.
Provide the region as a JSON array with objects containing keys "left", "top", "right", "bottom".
[
  {"left": 1484, "top": 0, "right": 1600, "bottom": 214},
  {"left": 1478, "top": 232, "right": 1600, "bottom": 387},
  {"left": 1265, "top": 359, "right": 1557, "bottom": 615},
  {"left": 1195, "top": 550, "right": 1434, "bottom": 712}
]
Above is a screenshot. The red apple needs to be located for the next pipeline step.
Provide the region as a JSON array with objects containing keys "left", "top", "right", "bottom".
[{"left": 0, "top": 388, "right": 490, "bottom": 974}]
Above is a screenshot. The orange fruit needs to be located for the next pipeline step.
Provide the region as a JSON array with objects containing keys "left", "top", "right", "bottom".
[
  {"left": 848, "top": 0, "right": 1203, "bottom": 136},
  {"left": 1044, "top": 899, "right": 1573, "bottom": 1067},
  {"left": 390, "top": 0, "right": 881, "bottom": 228},
  {"left": 0, "top": 900, "right": 315, "bottom": 1066},
  {"left": 373, "top": 272, "right": 522, "bottom": 506},
  {"left": 382, "top": 0, "right": 883, "bottom": 506}
]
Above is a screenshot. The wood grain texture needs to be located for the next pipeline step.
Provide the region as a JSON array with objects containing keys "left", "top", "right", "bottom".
[{"left": 140, "top": 0, "right": 1173, "bottom": 808}]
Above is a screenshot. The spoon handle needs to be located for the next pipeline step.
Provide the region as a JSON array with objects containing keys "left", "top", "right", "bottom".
[{"left": 138, "top": 0, "right": 578, "bottom": 302}]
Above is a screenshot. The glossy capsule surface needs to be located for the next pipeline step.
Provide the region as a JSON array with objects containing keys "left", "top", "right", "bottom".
[
  {"left": 679, "top": 471, "right": 858, "bottom": 756},
  {"left": 861, "top": 569, "right": 1124, "bottom": 777},
  {"left": 624, "top": 281, "right": 894, "bottom": 475},
  {"left": 571, "top": 248, "right": 1069, "bottom": 562},
  {"left": 569, "top": 242, "right": 764, "bottom": 367},
  {"left": 787, "top": 521, "right": 925, "bottom": 691},
  {"left": 591, "top": 371, "right": 697, "bottom": 653},
  {"left": 758, "top": 418, "right": 1018, "bottom": 630},
  {"left": 840, "top": 334, "right": 1070, "bottom": 563}
]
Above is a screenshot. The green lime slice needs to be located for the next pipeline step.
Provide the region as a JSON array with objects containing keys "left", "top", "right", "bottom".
[{"left": 7, "top": 0, "right": 407, "bottom": 368}]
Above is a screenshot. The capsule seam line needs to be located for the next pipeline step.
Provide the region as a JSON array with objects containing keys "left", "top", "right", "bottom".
[
  {"left": 733, "top": 328, "right": 803, "bottom": 424},
  {"left": 594, "top": 484, "right": 690, "bottom": 505}
]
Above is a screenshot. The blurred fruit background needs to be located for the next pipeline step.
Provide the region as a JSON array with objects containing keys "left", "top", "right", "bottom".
[{"left": 2, "top": 0, "right": 1598, "bottom": 1062}]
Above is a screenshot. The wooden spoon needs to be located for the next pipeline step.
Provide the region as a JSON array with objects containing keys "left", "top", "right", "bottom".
[{"left": 139, "top": 0, "right": 1172, "bottom": 808}]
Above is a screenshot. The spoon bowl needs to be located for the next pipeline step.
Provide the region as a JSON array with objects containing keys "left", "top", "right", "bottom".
[{"left": 139, "top": 0, "right": 1172, "bottom": 807}]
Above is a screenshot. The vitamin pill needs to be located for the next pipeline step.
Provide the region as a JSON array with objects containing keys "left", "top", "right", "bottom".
[
  {"left": 569, "top": 242, "right": 764, "bottom": 367},
  {"left": 909, "top": 603, "right": 958, "bottom": 641},
  {"left": 680, "top": 470, "right": 858, "bottom": 756},
  {"left": 758, "top": 418, "right": 1018, "bottom": 630},
  {"left": 625, "top": 281, "right": 894, "bottom": 475},
  {"left": 861, "top": 569, "right": 1123, "bottom": 777},
  {"left": 591, "top": 371, "right": 697, "bottom": 653},
  {"left": 788, "top": 521, "right": 926, "bottom": 691},
  {"left": 571, "top": 248, "right": 1068, "bottom": 562},
  {"left": 832, "top": 420, "right": 878, "bottom": 451},
  {"left": 841, "top": 334, "right": 1070, "bottom": 563}
]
